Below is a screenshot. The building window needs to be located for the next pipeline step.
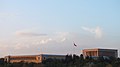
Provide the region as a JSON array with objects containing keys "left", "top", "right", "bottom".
[
  {"left": 43, "top": 57, "right": 46, "bottom": 60},
  {"left": 38, "top": 57, "right": 40, "bottom": 60}
]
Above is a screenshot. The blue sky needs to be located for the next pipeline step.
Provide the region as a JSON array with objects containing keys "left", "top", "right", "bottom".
[{"left": 0, "top": 0, "right": 120, "bottom": 57}]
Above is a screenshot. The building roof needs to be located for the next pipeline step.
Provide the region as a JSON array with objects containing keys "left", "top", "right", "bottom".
[
  {"left": 5, "top": 54, "right": 66, "bottom": 57},
  {"left": 83, "top": 48, "right": 118, "bottom": 51}
]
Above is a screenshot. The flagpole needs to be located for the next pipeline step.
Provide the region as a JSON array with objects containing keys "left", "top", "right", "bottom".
[
  {"left": 73, "top": 42, "right": 77, "bottom": 55},
  {"left": 72, "top": 42, "right": 74, "bottom": 55},
  {"left": 72, "top": 44, "right": 74, "bottom": 55}
]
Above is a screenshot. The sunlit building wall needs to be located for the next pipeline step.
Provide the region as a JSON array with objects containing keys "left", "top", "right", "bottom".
[
  {"left": 83, "top": 48, "right": 118, "bottom": 58},
  {"left": 4, "top": 54, "right": 65, "bottom": 63}
]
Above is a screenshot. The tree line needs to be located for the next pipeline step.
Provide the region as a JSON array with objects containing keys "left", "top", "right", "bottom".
[
  {"left": 0, "top": 54, "right": 120, "bottom": 67},
  {"left": 42, "top": 54, "right": 120, "bottom": 67}
]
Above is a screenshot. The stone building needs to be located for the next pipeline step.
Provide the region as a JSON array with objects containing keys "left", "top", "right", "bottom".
[
  {"left": 83, "top": 48, "right": 118, "bottom": 58},
  {"left": 4, "top": 54, "right": 65, "bottom": 63}
]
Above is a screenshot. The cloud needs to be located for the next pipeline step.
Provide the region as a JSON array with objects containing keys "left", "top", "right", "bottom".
[
  {"left": 34, "top": 38, "right": 53, "bottom": 45},
  {"left": 13, "top": 31, "right": 70, "bottom": 49},
  {"left": 1, "top": 31, "right": 96, "bottom": 57},
  {"left": 95, "top": 26, "right": 102, "bottom": 38},
  {"left": 15, "top": 31, "right": 47, "bottom": 37},
  {"left": 1, "top": 31, "right": 120, "bottom": 57},
  {"left": 61, "top": 38, "right": 66, "bottom": 42},
  {"left": 81, "top": 26, "right": 94, "bottom": 33},
  {"left": 81, "top": 26, "right": 102, "bottom": 38}
]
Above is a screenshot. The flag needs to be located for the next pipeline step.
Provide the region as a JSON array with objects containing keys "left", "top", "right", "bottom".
[{"left": 74, "top": 43, "right": 77, "bottom": 47}]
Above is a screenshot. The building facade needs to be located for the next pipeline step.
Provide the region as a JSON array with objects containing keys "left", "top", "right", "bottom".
[
  {"left": 4, "top": 54, "right": 65, "bottom": 63},
  {"left": 83, "top": 48, "right": 118, "bottom": 58}
]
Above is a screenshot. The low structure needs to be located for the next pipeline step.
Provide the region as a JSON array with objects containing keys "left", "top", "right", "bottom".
[
  {"left": 83, "top": 48, "right": 118, "bottom": 58},
  {"left": 4, "top": 54, "right": 65, "bottom": 63}
]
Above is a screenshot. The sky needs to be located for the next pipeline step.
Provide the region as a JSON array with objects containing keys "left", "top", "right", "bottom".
[{"left": 0, "top": 0, "right": 120, "bottom": 57}]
